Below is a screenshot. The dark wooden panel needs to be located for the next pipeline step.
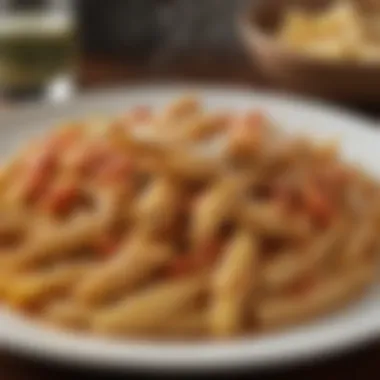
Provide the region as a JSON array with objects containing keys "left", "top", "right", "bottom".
[{"left": 76, "top": 0, "right": 249, "bottom": 61}]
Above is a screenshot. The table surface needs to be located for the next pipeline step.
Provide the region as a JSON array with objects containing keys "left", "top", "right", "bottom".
[{"left": 0, "top": 54, "right": 379, "bottom": 379}]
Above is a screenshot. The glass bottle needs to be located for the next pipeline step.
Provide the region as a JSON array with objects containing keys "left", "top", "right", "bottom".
[{"left": 0, "top": 0, "right": 77, "bottom": 102}]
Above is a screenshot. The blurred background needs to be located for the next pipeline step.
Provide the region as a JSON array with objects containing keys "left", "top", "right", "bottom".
[
  {"left": 0, "top": 0, "right": 260, "bottom": 104},
  {"left": 2, "top": 0, "right": 379, "bottom": 115}
]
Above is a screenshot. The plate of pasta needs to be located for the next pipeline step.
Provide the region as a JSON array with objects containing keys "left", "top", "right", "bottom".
[{"left": 0, "top": 85, "right": 379, "bottom": 371}]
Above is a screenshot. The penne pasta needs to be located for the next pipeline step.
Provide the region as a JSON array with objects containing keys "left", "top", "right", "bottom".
[
  {"left": 210, "top": 231, "right": 258, "bottom": 337},
  {"left": 161, "top": 310, "right": 209, "bottom": 338},
  {"left": 177, "top": 113, "right": 230, "bottom": 143},
  {"left": 239, "top": 201, "right": 312, "bottom": 238},
  {"left": 191, "top": 177, "right": 244, "bottom": 247},
  {"left": 4, "top": 216, "right": 106, "bottom": 272},
  {"left": 74, "top": 236, "right": 173, "bottom": 305},
  {"left": 158, "top": 95, "right": 201, "bottom": 128},
  {"left": 159, "top": 149, "right": 222, "bottom": 182},
  {"left": 43, "top": 300, "right": 92, "bottom": 330},
  {"left": 4, "top": 263, "right": 91, "bottom": 309},
  {"left": 257, "top": 264, "right": 374, "bottom": 329},
  {"left": 342, "top": 221, "right": 377, "bottom": 265},
  {"left": 134, "top": 177, "right": 181, "bottom": 235},
  {"left": 93, "top": 274, "right": 206, "bottom": 335},
  {"left": 263, "top": 221, "right": 345, "bottom": 291},
  {"left": 0, "top": 96, "right": 378, "bottom": 341}
]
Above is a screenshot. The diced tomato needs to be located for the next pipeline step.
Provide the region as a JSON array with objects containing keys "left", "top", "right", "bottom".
[
  {"left": 69, "top": 141, "right": 133, "bottom": 184},
  {"left": 43, "top": 184, "right": 80, "bottom": 216},
  {"left": 272, "top": 179, "right": 300, "bottom": 215},
  {"left": 302, "top": 182, "right": 334, "bottom": 227},
  {"left": 94, "top": 233, "right": 119, "bottom": 256},
  {"left": 29, "top": 150, "right": 57, "bottom": 173},
  {"left": 196, "top": 239, "right": 222, "bottom": 266},
  {"left": 166, "top": 255, "right": 196, "bottom": 277},
  {"left": 24, "top": 172, "right": 48, "bottom": 203},
  {"left": 179, "top": 191, "right": 200, "bottom": 214},
  {"left": 23, "top": 150, "right": 58, "bottom": 203}
]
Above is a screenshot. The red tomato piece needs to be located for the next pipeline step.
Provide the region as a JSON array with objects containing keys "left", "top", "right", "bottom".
[
  {"left": 43, "top": 184, "right": 80, "bottom": 216},
  {"left": 196, "top": 239, "right": 222, "bottom": 266},
  {"left": 23, "top": 150, "right": 58, "bottom": 203},
  {"left": 167, "top": 255, "right": 195, "bottom": 278},
  {"left": 94, "top": 234, "right": 119, "bottom": 256},
  {"left": 302, "top": 183, "right": 334, "bottom": 227}
]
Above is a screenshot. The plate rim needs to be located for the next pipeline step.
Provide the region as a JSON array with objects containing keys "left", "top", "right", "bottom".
[
  {"left": 1, "top": 83, "right": 378, "bottom": 126},
  {"left": 0, "top": 84, "right": 379, "bottom": 371},
  {"left": 1, "top": 305, "right": 379, "bottom": 371}
]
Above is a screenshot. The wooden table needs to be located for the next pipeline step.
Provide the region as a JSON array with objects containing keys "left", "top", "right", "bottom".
[{"left": 1, "top": 54, "right": 379, "bottom": 379}]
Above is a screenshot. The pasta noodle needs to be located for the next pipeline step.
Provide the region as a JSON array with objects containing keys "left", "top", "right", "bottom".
[
  {"left": 257, "top": 263, "right": 375, "bottom": 329},
  {"left": 75, "top": 238, "right": 173, "bottom": 305},
  {"left": 263, "top": 220, "right": 345, "bottom": 291},
  {"left": 92, "top": 274, "right": 206, "bottom": 336},
  {"left": 210, "top": 231, "right": 258, "bottom": 337}
]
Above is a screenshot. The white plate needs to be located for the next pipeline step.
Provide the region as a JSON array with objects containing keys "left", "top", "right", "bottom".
[{"left": 1, "top": 85, "right": 379, "bottom": 372}]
